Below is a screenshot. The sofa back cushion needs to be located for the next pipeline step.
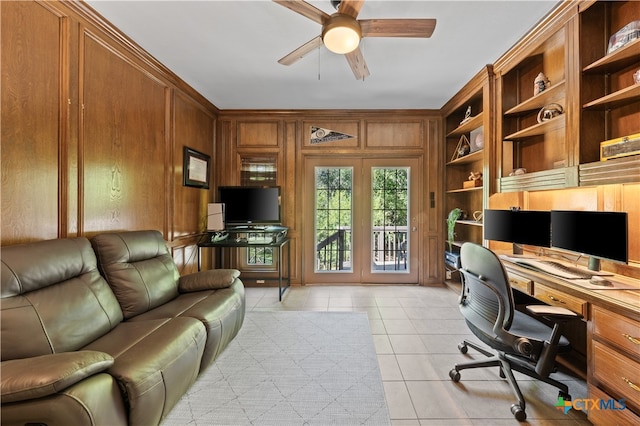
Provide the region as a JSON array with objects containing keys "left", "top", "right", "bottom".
[
  {"left": 1, "top": 238, "right": 123, "bottom": 361},
  {"left": 90, "top": 230, "right": 180, "bottom": 319}
]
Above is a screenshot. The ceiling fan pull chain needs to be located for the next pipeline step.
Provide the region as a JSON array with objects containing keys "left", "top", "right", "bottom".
[{"left": 317, "top": 45, "right": 321, "bottom": 81}]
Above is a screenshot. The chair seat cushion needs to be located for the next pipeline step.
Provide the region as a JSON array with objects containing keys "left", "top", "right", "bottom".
[{"left": 510, "top": 310, "right": 571, "bottom": 350}]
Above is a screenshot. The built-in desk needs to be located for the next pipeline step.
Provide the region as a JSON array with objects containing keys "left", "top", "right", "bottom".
[
  {"left": 499, "top": 255, "right": 640, "bottom": 425},
  {"left": 198, "top": 227, "right": 290, "bottom": 301}
]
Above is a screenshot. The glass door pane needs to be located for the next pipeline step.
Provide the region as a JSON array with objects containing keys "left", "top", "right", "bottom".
[
  {"left": 371, "top": 167, "right": 410, "bottom": 273},
  {"left": 315, "top": 167, "right": 353, "bottom": 272}
]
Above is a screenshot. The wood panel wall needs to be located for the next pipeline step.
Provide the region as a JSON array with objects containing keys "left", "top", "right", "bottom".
[
  {"left": 1, "top": 0, "right": 217, "bottom": 274},
  {"left": 217, "top": 111, "right": 442, "bottom": 285}
]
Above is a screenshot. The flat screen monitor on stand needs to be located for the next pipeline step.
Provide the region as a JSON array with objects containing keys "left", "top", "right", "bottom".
[
  {"left": 550, "top": 210, "right": 628, "bottom": 272},
  {"left": 483, "top": 209, "right": 551, "bottom": 254},
  {"left": 218, "top": 186, "right": 281, "bottom": 228}
]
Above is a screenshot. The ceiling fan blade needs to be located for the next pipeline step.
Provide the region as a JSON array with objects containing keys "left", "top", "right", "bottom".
[
  {"left": 272, "top": 0, "right": 330, "bottom": 25},
  {"left": 345, "top": 47, "right": 370, "bottom": 80},
  {"left": 278, "top": 36, "right": 323, "bottom": 65},
  {"left": 338, "top": 0, "right": 364, "bottom": 19},
  {"left": 360, "top": 19, "right": 437, "bottom": 38}
]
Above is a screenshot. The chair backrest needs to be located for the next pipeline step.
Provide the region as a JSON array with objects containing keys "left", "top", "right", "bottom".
[
  {"left": 91, "top": 230, "right": 180, "bottom": 319},
  {"left": 459, "top": 243, "right": 515, "bottom": 335},
  {"left": 1, "top": 238, "right": 123, "bottom": 360}
]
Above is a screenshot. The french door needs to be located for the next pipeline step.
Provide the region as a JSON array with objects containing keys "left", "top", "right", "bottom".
[{"left": 303, "top": 157, "right": 421, "bottom": 284}]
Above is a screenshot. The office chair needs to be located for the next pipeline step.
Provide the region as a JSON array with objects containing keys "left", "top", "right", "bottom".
[{"left": 449, "top": 243, "right": 580, "bottom": 421}]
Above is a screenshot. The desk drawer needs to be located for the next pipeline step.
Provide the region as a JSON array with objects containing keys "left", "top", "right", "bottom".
[
  {"left": 589, "top": 384, "right": 640, "bottom": 426},
  {"left": 593, "top": 340, "right": 640, "bottom": 412},
  {"left": 592, "top": 305, "right": 640, "bottom": 358},
  {"left": 508, "top": 273, "right": 532, "bottom": 294},
  {"left": 533, "top": 283, "right": 587, "bottom": 316}
]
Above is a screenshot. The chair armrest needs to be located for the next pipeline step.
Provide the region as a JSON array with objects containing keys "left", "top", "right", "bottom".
[
  {"left": 526, "top": 304, "right": 582, "bottom": 321},
  {"left": 178, "top": 269, "right": 240, "bottom": 292},
  {"left": 1, "top": 351, "right": 113, "bottom": 403}
]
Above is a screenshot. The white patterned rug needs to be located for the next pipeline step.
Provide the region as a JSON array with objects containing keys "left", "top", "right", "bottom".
[{"left": 163, "top": 311, "right": 391, "bottom": 425}]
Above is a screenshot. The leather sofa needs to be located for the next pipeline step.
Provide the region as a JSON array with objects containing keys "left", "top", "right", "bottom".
[{"left": 1, "top": 230, "right": 245, "bottom": 426}]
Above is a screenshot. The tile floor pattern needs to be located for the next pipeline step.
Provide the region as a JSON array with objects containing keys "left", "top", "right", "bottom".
[{"left": 246, "top": 285, "right": 592, "bottom": 425}]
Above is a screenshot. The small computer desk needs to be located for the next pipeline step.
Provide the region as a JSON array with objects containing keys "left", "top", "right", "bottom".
[{"left": 197, "top": 236, "right": 291, "bottom": 301}]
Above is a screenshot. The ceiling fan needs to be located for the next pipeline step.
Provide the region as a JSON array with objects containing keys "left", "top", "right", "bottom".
[{"left": 273, "top": 0, "right": 436, "bottom": 80}]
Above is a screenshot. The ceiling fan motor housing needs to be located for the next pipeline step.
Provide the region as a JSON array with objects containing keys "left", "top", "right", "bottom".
[{"left": 322, "top": 13, "right": 362, "bottom": 54}]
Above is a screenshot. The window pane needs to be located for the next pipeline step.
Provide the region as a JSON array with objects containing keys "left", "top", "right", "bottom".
[
  {"left": 315, "top": 167, "right": 352, "bottom": 272},
  {"left": 371, "top": 167, "right": 409, "bottom": 273},
  {"left": 241, "top": 156, "right": 277, "bottom": 266}
]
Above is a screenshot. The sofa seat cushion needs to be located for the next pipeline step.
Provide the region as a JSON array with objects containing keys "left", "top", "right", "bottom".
[
  {"left": 1, "top": 351, "right": 113, "bottom": 403},
  {"left": 82, "top": 317, "right": 206, "bottom": 425},
  {"left": 130, "top": 279, "right": 245, "bottom": 370}
]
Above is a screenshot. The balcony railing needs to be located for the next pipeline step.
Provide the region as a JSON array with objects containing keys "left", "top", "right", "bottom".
[{"left": 316, "top": 226, "right": 408, "bottom": 271}]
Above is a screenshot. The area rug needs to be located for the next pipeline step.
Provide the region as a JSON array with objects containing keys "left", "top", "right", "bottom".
[{"left": 163, "top": 311, "right": 391, "bottom": 425}]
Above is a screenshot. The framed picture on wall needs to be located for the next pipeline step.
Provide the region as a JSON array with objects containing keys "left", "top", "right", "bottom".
[{"left": 183, "top": 146, "right": 210, "bottom": 189}]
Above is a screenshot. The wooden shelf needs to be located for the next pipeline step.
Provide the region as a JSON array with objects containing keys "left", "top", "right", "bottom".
[
  {"left": 446, "top": 186, "right": 483, "bottom": 194},
  {"left": 456, "top": 220, "right": 483, "bottom": 227},
  {"left": 505, "top": 80, "right": 566, "bottom": 115},
  {"left": 446, "top": 113, "right": 483, "bottom": 137},
  {"left": 583, "top": 84, "right": 640, "bottom": 110},
  {"left": 446, "top": 149, "right": 483, "bottom": 166},
  {"left": 504, "top": 114, "right": 565, "bottom": 140},
  {"left": 583, "top": 38, "right": 640, "bottom": 74}
]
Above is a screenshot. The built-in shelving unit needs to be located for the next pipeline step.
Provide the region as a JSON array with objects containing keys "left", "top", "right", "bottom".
[
  {"left": 441, "top": 66, "right": 493, "bottom": 281},
  {"left": 495, "top": 23, "right": 571, "bottom": 193},
  {"left": 579, "top": 1, "right": 640, "bottom": 177}
]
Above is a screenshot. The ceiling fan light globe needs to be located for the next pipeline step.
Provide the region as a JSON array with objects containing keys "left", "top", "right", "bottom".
[{"left": 322, "top": 14, "right": 361, "bottom": 54}]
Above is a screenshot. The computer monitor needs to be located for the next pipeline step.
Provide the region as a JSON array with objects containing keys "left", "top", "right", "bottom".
[
  {"left": 218, "top": 186, "right": 281, "bottom": 226},
  {"left": 483, "top": 209, "right": 551, "bottom": 254},
  {"left": 551, "top": 210, "right": 628, "bottom": 271}
]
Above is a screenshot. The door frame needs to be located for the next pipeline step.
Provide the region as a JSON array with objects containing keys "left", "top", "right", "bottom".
[{"left": 302, "top": 155, "right": 422, "bottom": 285}]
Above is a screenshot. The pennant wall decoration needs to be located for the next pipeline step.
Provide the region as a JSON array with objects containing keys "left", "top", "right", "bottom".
[{"left": 310, "top": 126, "right": 355, "bottom": 144}]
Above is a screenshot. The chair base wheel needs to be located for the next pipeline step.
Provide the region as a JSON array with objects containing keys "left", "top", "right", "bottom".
[
  {"left": 511, "top": 404, "right": 526, "bottom": 421},
  {"left": 449, "top": 369, "right": 461, "bottom": 382},
  {"left": 458, "top": 343, "right": 468, "bottom": 354}
]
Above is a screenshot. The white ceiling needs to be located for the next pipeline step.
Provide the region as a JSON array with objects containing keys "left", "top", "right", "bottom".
[{"left": 85, "top": 0, "right": 559, "bottom": 110}]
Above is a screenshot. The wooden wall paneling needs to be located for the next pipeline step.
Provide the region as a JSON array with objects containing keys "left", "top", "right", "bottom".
[
  {"left": 80, "top": 31, "right": 167, "bottom": 235},
  {"left": 526, "top": 186, "right": 599, "bottom": 211},
  {"left": 173, "top": 91, "right": 216, "bottom": 240},
  {"left": 365, "top": 120, "right": 423, "bottom": 148},
  {"left": 1, "top": 1, "right": 66, "bottom": 244},
  {"left": 237, "top": 121, "right": 279, "bottom": 147},
  {"left": 283, "top": 120, "right": 300, "bottom": 283},
  {"left": 425, "top": 118, "right": 441, "bottom": 283},
  {"left": 216, "top": 120, "right": 235, "bottom": 186}
]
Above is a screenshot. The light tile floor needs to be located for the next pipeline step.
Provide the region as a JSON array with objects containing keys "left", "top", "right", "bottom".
[{"left": 246, "top": 284, "right": 592, "bottom": 425}]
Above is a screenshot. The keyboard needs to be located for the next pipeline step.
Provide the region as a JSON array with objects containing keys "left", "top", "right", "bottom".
[{"left": 499, "top": 256, "right": 594, "bottom": 280}]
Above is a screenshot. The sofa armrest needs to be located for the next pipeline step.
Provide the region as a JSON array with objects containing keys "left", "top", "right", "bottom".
[
  {"left": 1, "top": 351, "right": 114, "bottom": 403},
  {"left": 178, "top": 269, "right": 241, "bottom": 292}
]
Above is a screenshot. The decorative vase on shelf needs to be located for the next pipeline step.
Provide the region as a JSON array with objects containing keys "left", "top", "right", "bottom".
[{"left": 534, "top": 72, "right": 550, "bottom": 95}]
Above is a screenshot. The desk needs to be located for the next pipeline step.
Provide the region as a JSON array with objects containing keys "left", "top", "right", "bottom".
[
  {"left": 499, "top": 255, "right": 640, "bottom": 425},
  {"left": 198, "top": 236, "right": 291, "bottom": 301}
]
